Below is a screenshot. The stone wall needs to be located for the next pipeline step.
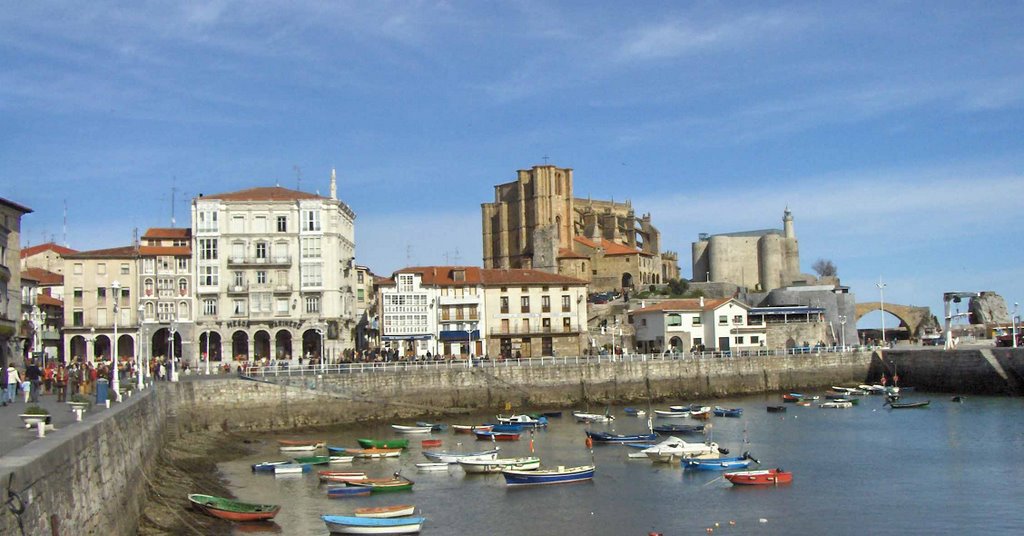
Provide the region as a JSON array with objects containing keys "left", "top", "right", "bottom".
[
  {"left": 0, "top": 389, "right": 168, "bottom": 536},
  {"left": 869, "top": 348, "right": 1024, "bottom": 395}
]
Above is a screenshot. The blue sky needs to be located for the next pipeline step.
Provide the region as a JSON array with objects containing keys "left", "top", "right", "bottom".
[{"left": 3, "top": 1, "right": 1022, "bottom": 327}]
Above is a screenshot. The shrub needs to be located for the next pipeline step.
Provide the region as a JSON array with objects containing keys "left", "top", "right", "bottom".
[
  {"left": 25, "top": 405, "right": 50, "bottom": 416},
  {"left": 70, "top": 393, "right": 92, "bottom": 406}
]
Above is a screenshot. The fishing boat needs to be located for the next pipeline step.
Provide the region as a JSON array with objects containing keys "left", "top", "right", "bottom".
[
  {"left": 724, "top": 468, "right": 793, "bottom": 486},
  {"left": 653, "top": 409, "right": 689, "bottom": 418},
  {"left": 317, "top": 471, "right": 367, "bottom": 483},
  {"left": 653, "top": 424, "right": 705, "bottom": 435},
  {"left": 420, "top": 439, "right": 442, "bottom": 448},
  {"left": 766, "top": 405, "right": 787, "bottom": 413},
  {"left": 416, "top": 421, "right": 449, "bottom": 432},
  {"left": 713, "top": 406, "right": 743, "bottom": 417},
  {"left": 251, "top": 460, "right": 291, "bottom": 472},
  {"left": 819, "top": 400, "right": 854, "bottom": 409},
  {"left": 415, "top": 462, "right": 451, "bottom": 471},
  {"left": 689, "top": 406, "right": 712, "bottom": 420},
  {"left": 422, "top": 448, "right": 500, "bottom": 463},
  {"left": 642, "top": 436, "right": 721, "bottom": 463},
  {"left": 346, "top": 475, "right": 415, "bottom": 492},
  {"left": 356, "top": 438, "right": 409, "bottom": 449},
  {"left": 951, "top": 395, "right": 965, "bottom": 403},
  {"left": 329, "top": 455, "right": 355, "bottom": 464},
  {"left": 326, "top": 446, "right": 349, "bottom": 455},
  {"left": 781, "top": 393, "right": 803, "bottom": 403},
  {"left": 451, "top": 424, "right": 493, "bottom": 434},
  {"left": 390, "top": 424, "right": 434, "bottom": 434},
  {"left": 353, "top": 504, "right": 416, "bottom": 519},
  {"left": 278, "top": 444, "right": 322, "bottom": 453},
  {"left": 684, "top": 453, "right": 757, "bottom": 471},
  {"left": 502, "top": 464, "right": 595, "bottom": 486},
  {"left": 861, "top": 384, "right": 887, "bottom": 395},
  {"left": 349, "top": 448, "right": 403, "bottom": 459},
  {"left": 273, "top": 463, "right": 311, "bottom": 475},
  {"left": 572, "top": 411, "right": 614, "bottom": 423},
  {"left": 293, "top": 455, "right": 330, "bottom": 465},
  {"left": 496, "top": 414, "right": 549, "bottom": 427},
  {"left": 886, "top": 400, "right": 930, "bottom": 409},
  {"left": 278, "top": 439, "right": 324, "bottom": 448},
  {"left": 459, "top": 456, "right": 541, "bottom": 474},
  {"left": 322, "top": 514, "right": 425, "bottom": 534},
  {"left": 623, "top": 407, "right": 647, "bottom": 416},
  {"left": 326, "top": 486, "right": 372, "bottom": 498},
  {"left": 488, "top": 423, "right": 525, "bottom": 433},
  {"left": 585, "top": 431, "right": 657, "bottom": 444},
  {"left": 188, "top": 494, "right": 280, "bottom": 522},
  {"left": 474, "top": 430, "right": 520, "bottom": 441}
]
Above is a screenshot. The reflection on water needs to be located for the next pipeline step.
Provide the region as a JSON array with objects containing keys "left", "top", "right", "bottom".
[{"left": 218, "top": 393, "right": 1024, "bottom": 535}]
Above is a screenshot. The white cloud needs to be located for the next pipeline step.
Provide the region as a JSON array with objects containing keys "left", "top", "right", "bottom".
[{"left": 614, "top": 12, "right": 807, "bottom": 62}]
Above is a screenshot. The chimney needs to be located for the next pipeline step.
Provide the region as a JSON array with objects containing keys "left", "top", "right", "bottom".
[
  {"left": 330, "top": 168, "right": 338, "bottom": 200},
  {"left": 699, "top": 296, "right": 705, "bottom": 308}
]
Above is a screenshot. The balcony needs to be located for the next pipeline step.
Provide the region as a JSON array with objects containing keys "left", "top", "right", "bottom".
[
  {"left": 227, "top": 284, "right": 249, "bottom": 294},
  {"left": 489, "top": 324, "right": 584, "bottom": 336},
  {"left": 227, "top": 255, "right": 292, "bottom": 267}
]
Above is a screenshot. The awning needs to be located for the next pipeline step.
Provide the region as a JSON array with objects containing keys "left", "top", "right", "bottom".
[{"left": 439, "top": 330, "right": 481, "bottom": 341}]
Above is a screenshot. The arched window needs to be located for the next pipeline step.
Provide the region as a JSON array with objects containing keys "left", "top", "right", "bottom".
[
  {"left": 178, "top": 278, "right": 188, "bottom": 296},
  {"left": 555, "top": 215, "right": 561, "bottom": 240},
  {"left": 667, "top": 314, "right": 682, "bottom": 327}
]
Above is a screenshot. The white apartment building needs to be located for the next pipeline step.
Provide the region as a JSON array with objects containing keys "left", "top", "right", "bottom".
[
  {"left": 631, "top": 297, "right": 766, "bottom": 354},
  {"left": 481, "top": 269, "right": 588, "bottom": 358},
  {"left": 137, "top": 228, "right": 194, "bottom": 369},
  {"left": 62, "top": 246, "right": 143, "bottom": 365},
  {"left": 190, "top": 175, "right": 356, "bottom": 364}
]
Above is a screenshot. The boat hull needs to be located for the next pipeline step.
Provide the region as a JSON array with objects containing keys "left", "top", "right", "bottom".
[
  {"left": 585, "top": 431, "right": 658, "bottom": 443},
  {"left": 322, "top": 515, "right": 424, "bottom": 534},
  {"left": 502, "top": 465, "right": 595, "bottom": 486},
  {"left": 327, "top": 486, "right": 372, "bottom": 498},
  {"left": 452, "top": 424, "right": 493, "bottom": 434},
  {"left": 390, "top": 425, "right": 433, "bottom": 434},
  {"left": 353, "top": 504, "right": 416, "bottom": 519},
  {"left": 318, "top": 471, "right": 366, "bottom": 483},
  {"left": 459, "top": 457, "right": 541, "bottom": 474},
  {"left": 724, "top": 469, "right": 793, "bottom": 486},
  {"left": 188, "top": 494, "right": 280, "bottom": 522},
  {"left": 357, "top": 438, "right": 410, "bottom": 449},
  {"left": 474, "top": 431, "right": 520, "bottom": 441},
  {"left": 422, "top": 449, "right": 499, "bottom": 463}
]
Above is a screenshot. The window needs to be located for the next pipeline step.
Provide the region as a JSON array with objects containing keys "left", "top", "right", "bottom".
[
  {"left": 143, "top": 258, "right": 154, "bottom": 274},
  {"left": 199, "top": 266, "right": 218, "bottom": 286},
  {"left": 232, "top": 299, "right": 246, "bottom": 316},
  {"left": 398, "top": 275, "right": 414, "bottom": 292},
  {"left": 542, "top": 318, "right": 551, "bottom": 331},
  {"left": 203, "top": 299, "right": 217, "bottom": 316},
  {"left": 276, "top": 298, "right": 289, "bottom": 314},
  {"left": 718, "top": 315, "right": 728, "bottom": 325},
  {"left": 178, "top": 279, "right": 188, "bottom": 295},
  {"left": 641, "top": 318, "right": 647, "bottom": 327},
  {"left": 253, "top": 216, "right": 267, "bottom": 234},
  {"left": 305, "top": 296, "right": 321, "bottom": 313},
  {"left": 667, "top": 314, "right": 682, "bottom": 326},
  {"left": 73, "top": 263, "right": 83, "bottom": 275},
  {"left": 198, "top": 210, "right": 219, "bottom": 232},
  {"left": 500, "top": 297, "right": 509, "bottom": 314},
  {"left": 97, "top": 263, "right": 107, "bottom": 275},
  {"left": 500, "top": 287, "right": 507, "bottom": 293},
  {"left": 120, "top": 263, "right": 130, "bottom": 275},
  {"left": 97, "top": 308, "right": 107, "bottom": 325},
  {"left": 233, "top": 271, "right": 244, "bottom": 287},
  {"left": 733, "top": 315, "right": 743, "bottom": 325},
  {"left": 302, "top": 264, "right": 322, "bottom": 287},
  {"left": 693, "top": 316, "right": 702, "bottom": 325},
  {"left": 751, "top": 335, "right": 760, "bottom": 344},
  {"left": 694, "top": 338, "right": 703, "bottom": 346},
  {"left": 302, "top": 209, "right": 321, "bottom": 231},
  {"left": 252, "top": 292, "right": 272, "bottom": 314},
  {"left": 97, "top": 287, "right": 107, "bottom": 301},
  {"left": 199, "top": 239, "right": 218, "bottom": 260},
  {"left": 563, "top": 317, "right": 572, "bottom": 331},
  {"left": 542, "top": 337, "right": 553, "bottom": 356},
  {"left": 176, "top": 258, "right": 188, "bottom": 271},
  {"left": 255, "top": 242, "right": 268, "bottom": 260},
  {"left": 734, "top": 336, "right": 744, "bottom": 344},
  {"left": 158, "top": 302, "right": 174, "bottom": 322},
  {"left": 73, "top": 288, "right": 83, "bottom": 304},
  {"left": 256, "top": 271, "right": 267, "bottom": 284},
  {"left": 121, "top": 288, "right": 130, "bottom": 299},
  {"left": 73, "top": 310, "right": 83, "bottom": 326},
  {"left": 520, "top": 296, "right": 530, "bottom": 313},
  {"left": 230, "top": 215, "right": 245, "bottom": 233},
  {"left": 357, "top": 272, "right": 364, "bottom": 284},
  {"left": 542, "top": 296, "right": 551, "bottom": 313},
  {"left": 562, "top": 295, "right": 571, "bottom": 312},
  {"left": 301, "top": 237, "right": 321, "bottom": 258},
  {"left": 357, "top": 289, "right": 365, "bottom": 302},
  {"left": 277, "top": 215, "right": 287, "bottom": 232}
]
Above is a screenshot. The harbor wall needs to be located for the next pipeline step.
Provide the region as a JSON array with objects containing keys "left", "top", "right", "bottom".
[
  {"left": 869, "top": 348, "right": 1024, "bottom": 395},
  {"left": 0, "top": 389, "right": 169, "bottom": 536}
]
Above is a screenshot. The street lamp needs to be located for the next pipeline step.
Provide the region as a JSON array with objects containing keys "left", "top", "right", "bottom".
[
  {"left": 1013, "top": 302, "right": 1019, "bottom": 349},
  {"left": 111, "top": 280, "right": 120, "bottom": 401},
  {"left": 838, "top": 315, "right": 847, "bottom": 350},
  {"left": 169, "top": 321, "right": 178, "bottom": 382},
  {"left": 137, "top": 303, "right": 145, "bottom": 390},
  {"left": 876, "top": 277, "right": 887, "bottom": 348},
  {"left": 204, "top": 328, "right": 212, "bottom": 375}
]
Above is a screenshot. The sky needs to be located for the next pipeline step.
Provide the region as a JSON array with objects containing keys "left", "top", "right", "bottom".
[{"left": 3, "top": 1, "right": 1022, "bottom": 327}]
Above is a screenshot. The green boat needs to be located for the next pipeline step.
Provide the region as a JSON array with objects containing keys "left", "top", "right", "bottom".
[
  {"left": 188, "top": 494, "right": 280, "bottom": 522},
  {"left": 357, "top": 438, "right": 410, "bottom": 449},
  {"left": 346, "top": 475, "right": 414, "bottom": 492},
  {"left": 293, "top": 455, "right": 330, "bottom": 465}
]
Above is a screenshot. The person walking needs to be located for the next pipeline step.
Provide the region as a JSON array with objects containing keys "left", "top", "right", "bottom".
[
  {"left": 5, "top": 364, "right": 20, "bottom": 405},
  {"left": 55, "top": 364, "right": 68, "bottom": 403}
]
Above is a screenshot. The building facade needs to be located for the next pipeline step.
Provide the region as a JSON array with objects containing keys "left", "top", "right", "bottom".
[
  {"left": 631, "top": 298, "right": 766, "bottom": 354},
  {"left": 137, "top": 228, "right": 194, "bottom": 371},
  {"left": 481, "top": 269, "right": 589, "bottom": 358},
  {"left": 1, "top": 197, "right": 33, "bottom": 370},
  {"left": 190, "top": 177, "right": 357, "bottom": 364},
  {"left": 481, "top": 164, "right": 679, "bottom": 293},
  {"left": 20, "top": 241, "right": 77, "bottom": 275},
  {"left": 353, "top": 265, "right": 379, "bottom": 351}
]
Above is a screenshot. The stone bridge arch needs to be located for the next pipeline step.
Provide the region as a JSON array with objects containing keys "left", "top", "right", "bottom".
[{"left": 854, "top": 302, "right": 934, "bottom": 338}]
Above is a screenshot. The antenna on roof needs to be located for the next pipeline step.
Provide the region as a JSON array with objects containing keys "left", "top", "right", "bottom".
[
  {"left": 62, "top": 199, "right": 68, "bottom": 247},
  {"left": 294, "top": 165, "right": 302, "bottom": 191},
  {"left": 171, "top": 176, "right": 177, "bottom": 227}
]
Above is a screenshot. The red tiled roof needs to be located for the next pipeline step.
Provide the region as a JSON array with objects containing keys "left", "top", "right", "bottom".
[
  {"left": 143, "top": 227, "right": 191, "bottom": 239},
  {"left": 394, "top": 266, "right": 484, "bottom": 286},
  {"left": 21, "top": 267, "right": 63, "bottom": 286},
  {"left": 558, "top": 247, "right": 589, "bottom": 259},
  {"left": 480, "top": 268, "right": 586, "bottom": 286},
  {"left": 20, "top": 242, "right": 78, "bottom": 259},
  {"left": 200, "top": 186, "right": 325, "bottom": 202},
  {"left": 37, "top": 294, "right": 63, "bottom": 307},
  {"left": 573, "top": 236, "right": 601, "bottom": 250},
  {"left": 571, "top": 236, "right": 650, "bottom": 256},
  {"left": 138, "top": 246, "right": 191, "bottom": 256},
  {"left": 631, "top": 298, "right": 734, "bottom": 313},
  {"left": 375, "top": 277, "right": 395, "bottom": 286},
  {"left": 63, "top": 245, "right": 138, "bottom": 259}
]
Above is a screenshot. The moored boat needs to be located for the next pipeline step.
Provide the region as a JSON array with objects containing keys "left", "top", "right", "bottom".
[
  {"left": 653, "top": 423, "right": 705, "bottom": 435},
  {"left": 585, "top": 431, "right": 657, "bottom": 444},
  {"left": 293, "top": 455, "right": 330, "bottom": 465},
  {"left": 724, "top": 468, "right": 793, "bottom": 486},
  {"left": 572, "top": 411, "right": 614, "bottom": 423},
  {"left": 322, "top": 514, "right": 425, "bottom": 534},
  {"left": 766, "top": 405, "right": 786, "bottom": 413},
  {"left": 502, "top": 464, "right": 595, "bottom": 486},
  {"left": 390, "top": 424, "right": 434, "bottom": 434},
  {"left": 819, "top": 400, "right": 854, "bottom": 409},
  {"left": 356, "top": 438, "right": 409, "bottom": 449},
  {"left": 459, "top": 456, "right": 541, "bottom": 474},
  {"left": 326, "top": 486, "right": 372, "bottom": 498},
  {"left": 317, "top": 471, "right": 367, "bottom": 483},
  {"left": 474, "top": 430, "right": 520, "bottom": 441},
  {"left": 642, "top": 436, "right": 721, "bottom": 463},
  {"left": 188, "top": 494, "right": 280, "bottom": 522},
  {"left": 713, "top": 406, "right": 743, "bottom": 417},
  {"left": 346, "top": 475, "right": 415, "bottom": 492},
  {"left": 420, "top": 439, "right": 442, "bottom": 448},
  {"left": 277, "top": 439, "right": 324, "bottom": 453},
  {"left": 329, "top": 455, "right": 355, "bottom": 464},
  {"left": 326, "top": 446, "right": 349, "bottom": 455},
  {"left": 348, "top": 448, "right": 403, "bottom": 459},
  {"left": 273, "top": 463, "right": 310, "bottom": 475},
  {"left": 415, "top": 462, "right": 451, "bottom": 471},
  {"left": 496, "top": 414, "right": 549, "bottom": 427},
  {"left": 452, "top": 424, "right": 493, "bottom": 434},
  {"left": 781, "top": 393, "right": 803, "bottom": 403},
  {"left": 654, "top": 409, "right": 689, "bottom": 418},
  {"left": 886, "top": 400, "right": 930, "bottom": 409},
  {"left": 422, "top": 448, "right": 500, "bottom": 463},
  {"left": 684, "top": 453, "right": 757, "bottom": 471},
  {"left": 623, "top": 407, "right": 647, "bottom": 416},
  {"left": 416, "top": 421, "right": 449, "bottom": 431},
  {"left": 689, "top": 406, "right": 712, "bottom": 420},
  {"left": 353, "top": 504, "right": 416, "bottom": 519},
  {"left": 488, "top": 423, "right": 524, "bottom": 433},
  {"left": 251, "top": 460, "right": 291, "bottom": 472}
]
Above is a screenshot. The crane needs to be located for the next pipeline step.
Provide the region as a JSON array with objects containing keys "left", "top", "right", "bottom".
[{"left": 943, "top": 292, "right": 981, "bottom": 349}]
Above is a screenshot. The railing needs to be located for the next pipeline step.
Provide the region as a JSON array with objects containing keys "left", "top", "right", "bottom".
[
  {"left": 488, "top": 325, "right": 584, "bottom": 336},
  {"left": 237, "top": 345, "right": 870, "bottom": 379},
  {"left": 227, "top": 255, "right": 292, "bottom": 266}
]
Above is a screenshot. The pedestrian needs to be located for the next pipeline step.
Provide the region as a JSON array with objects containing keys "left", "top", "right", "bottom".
[
  {"left": 6, "top": 364, "right": 21, "bottom": 405},
  {"left": 25, "top": 359, "right": 42, "bottom": 403},
  {"left": 55, "top": 364, "right": 68, "bottom": 403},
  {"left": 0, "top": 364, "right": 8, "bottom": 406},
  {"left": 68, "top": 361, "right": 80, "bottom": 397},
  {"left": 44, "top": 361, "right": 55, "bottom": 394}
]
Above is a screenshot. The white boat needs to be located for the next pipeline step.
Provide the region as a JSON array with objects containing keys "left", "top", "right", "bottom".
[
  {"left": 458, "top": 456, "right": 542, "bottom": 474},
  {"left": 317, "top": 470, "right": 367, "bottom": 483},
  {"left": 416, "top": 462, "right": 451, "bottom": 471},
  {"left": 495, "top": 414, "right": 548, "bottom": 426},
  {"left": 349, "top": 448, "right": 403, "bottom": 459},
  {"left": 451, "top": 424, "right": 493, "bottom": 434},
  {"left": 273, "top": 463, "right": 308, "bottom": 475},
  {"left": 329, "top": 455, "right": 355, "bottom": 464},
  {"left": 353, "top": 504, "right": 416, "bottom": 519},
  {"left": 654, "top": 409, "right": 689, "bottom": 418},
  {"left": 278, "top": 444, "right": 320, "bottom": 453},
  {"left": 573, "top": 411, "right": 614, "bottom": 423},
  {"left": 322, "top": 515, "right": 425, "bottom": 534},
  {"left": 642, "top": 436, "right": 720, "bottom": 463},
  {"left": 819, "top": 401, "right": 854, "bottom": 409},
  {"left": 390, "top": 424, "right": 434, "bottom": 434},
  {"left": 422, "top": 448, "right": 500, "bottom": 463}
]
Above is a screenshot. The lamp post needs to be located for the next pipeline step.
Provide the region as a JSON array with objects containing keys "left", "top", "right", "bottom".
[
  {"left": 876, "top": 277, "right": 887, "bottom": 348},
  {"left": 111, "top": 280, "right": 120, "bottom": 401},
  {"left": 317, "top": 326, "right": 326, "bottom": 371},
  {"left": 89, "top": 327, "right": 96, "bottom": 365},
  {"left": 137, "top": 304, "right": 145, "bottom": 390},
  {"left": 204, "top": 328, "right": 212, "bottom": 375},
  {"left": 838, "top": 315, "right": 847, "bottom": 350},
  {"left": 169, "top": 321, "right": 178, "bottom": 382},
  {"left": 1013, "top": 302, "right": 1019, "bottom": 349}
]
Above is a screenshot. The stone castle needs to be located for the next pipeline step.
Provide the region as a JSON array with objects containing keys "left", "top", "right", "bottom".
[{"left": 481, "top": 164, "right": 679, "bottom": 292}]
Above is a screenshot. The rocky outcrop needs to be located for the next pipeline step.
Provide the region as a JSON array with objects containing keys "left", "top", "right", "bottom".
[{"left": 970, "top": 292, "right": 1010, "bottom": 324}]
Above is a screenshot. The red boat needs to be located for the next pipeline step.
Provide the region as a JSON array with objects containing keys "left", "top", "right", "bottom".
[
  {"left": 452, "top": 424, "right": 493, "bottom": 434},
  {"left": 781, "top": 394, "right": 802, "bottom": 403},
  {"left": 724, "top": 468, "right": 793, "bottom": 486},
  {"left": 421, "top": 439, "right": 443, "bottom": 447},
  {"left": 188, "top": 494, "right": 280, "bottom": 522},
  {"left": 474, "top": 430, "right": 520, "bottom": 441}
]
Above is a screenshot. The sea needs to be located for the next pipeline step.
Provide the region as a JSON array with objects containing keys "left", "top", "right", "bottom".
[{"left": 220, "top": 392, "right": 1024, "bottom": 535}]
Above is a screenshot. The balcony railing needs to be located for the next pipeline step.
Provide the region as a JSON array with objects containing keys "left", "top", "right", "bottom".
[
  {"left": 227, "top": 255, "right": 292, "bottom": 266},
  {"left": 489, "top": 324, "right": 584, "bottom": 336},
  {"left": 227, "top": 284, "right": 249, "bottom": 294}
]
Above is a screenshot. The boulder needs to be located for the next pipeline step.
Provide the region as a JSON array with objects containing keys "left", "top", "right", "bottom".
[{"left": 969, "top": 292, "right": 1010, "bottom": 325}]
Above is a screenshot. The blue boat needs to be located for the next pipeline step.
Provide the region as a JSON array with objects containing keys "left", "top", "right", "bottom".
[
  {"left": 416, "top": 421, "right": 449, "bottom": 431},
  {"left": 326, "top": 446, "right": 348, "bottom": 455},
  {"left": 250, "top": 460, "right": 291, "bottom": 472},
  {"left": 713, "top": 406, "right": 743, "bottom": 417},
  {"left": 325, "top": 486, "right": 372, "bottom": 498},
  {"left": 683, "top": 457, "right": 754, "bottom": 471},
  {"left": 585, "top": 431, "right": 657, "bottom": 443},
  {"left": 653, "top": 424, "right": 705, "bottom": 435},
  {"left": 502, "top": 465, "right": 595, "bottom": 486},
  {"left": 623, "top": 407, "right": 647, "bottom": 416},
  {"left": 487, "top": 423, "right": 525, "bottom": 433},
  {"left": 322, "top": 514, "right": 425, "bottom": 533}
]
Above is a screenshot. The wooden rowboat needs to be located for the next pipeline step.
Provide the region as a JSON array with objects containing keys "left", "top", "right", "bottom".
[
  {"left": 293, "top": 455, "right": 330, "bottom": 465},
  {"left": 317, "top": 470, "right": 367, "bottom": 483},
  {"left": 357, "top": 438, "right": 409, "bottom": 449},
  {"left": 724, "top": 468, "right": 793, "bottom": 486},
  {"left": 277, "top": 439, "right": 324, "bottom": 447},
  {"left": 501, "top": 465, "right": 595, "bottom": 486},
  {"left": 390, "top": 424, "right": 434, "bottom": 434},
  {"left": 322, "top": 514, "right": 425, "bottom": 534},
  {"left": 415, "top": 462, "right": 450, "bottom": 471},
  {"left": 188, "top": 494, "right": 280, "bottom": 522},
  {"left": 421, "top": 439, "right": 442, "bottom": 448},
  {"left": 326, "top": 486, "right": 372, "bottom": 498},
  {"left": 329, "top": 455, "right": 355, "bottom": 464},
  {"left": 451, "top": 424, "right": 493, "bottom": 434},
  {"left": 346, "top": 475, "right": 414, "bottom": 492},
  {"left": 349, "top": 448, "right": 402, "bottom": 459},
  {"left": 474, "top": 430, "right": 520, "bottom": 441},
  {"left": 354, "top": 504, "right": 416, "bottom": 518}
]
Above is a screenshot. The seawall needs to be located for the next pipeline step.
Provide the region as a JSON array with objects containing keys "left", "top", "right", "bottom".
[{"left": 870, "top": 348, "right": 1024, "bottom": 395}]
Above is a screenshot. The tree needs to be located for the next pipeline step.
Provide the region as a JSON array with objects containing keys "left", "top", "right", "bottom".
[{"left": 812, "top": 258, "right": 838, "bottom": 278}]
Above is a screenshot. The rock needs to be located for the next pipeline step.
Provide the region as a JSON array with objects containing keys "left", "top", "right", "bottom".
[{"left": 969, "top": 292, "right": 1010, "bottom": 324}]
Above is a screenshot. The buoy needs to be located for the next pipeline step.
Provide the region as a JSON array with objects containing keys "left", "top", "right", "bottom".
[
  {"left": 729, "top": 521, "right": 736, "bottom": 526},
  {"left": 585, "top": 436, "right": 593, "bottom": 448},
  {"left": 714, "top": 522, "right": 720, "bottom": 527},
  {"left": 759, "top": 518, "right": 768, "bottom": 523}
]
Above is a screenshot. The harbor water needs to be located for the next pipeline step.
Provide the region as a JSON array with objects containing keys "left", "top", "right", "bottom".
[{"left": 220, "top": 392, "right": 1024, "bottom": 535}]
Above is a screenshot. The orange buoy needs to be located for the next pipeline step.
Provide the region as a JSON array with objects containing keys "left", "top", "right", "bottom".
[{"left": 585, "top": 436, "right": 593, "bottom": 448}]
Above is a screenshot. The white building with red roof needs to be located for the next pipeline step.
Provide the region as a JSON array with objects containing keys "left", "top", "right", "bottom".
[{"left": 631, "top": 297, "right": 766, "bottom": 354}]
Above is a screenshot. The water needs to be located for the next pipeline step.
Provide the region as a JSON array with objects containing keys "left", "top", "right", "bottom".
[{"left": 220, "top": 393, "right": 1024, "bottom": 535}]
